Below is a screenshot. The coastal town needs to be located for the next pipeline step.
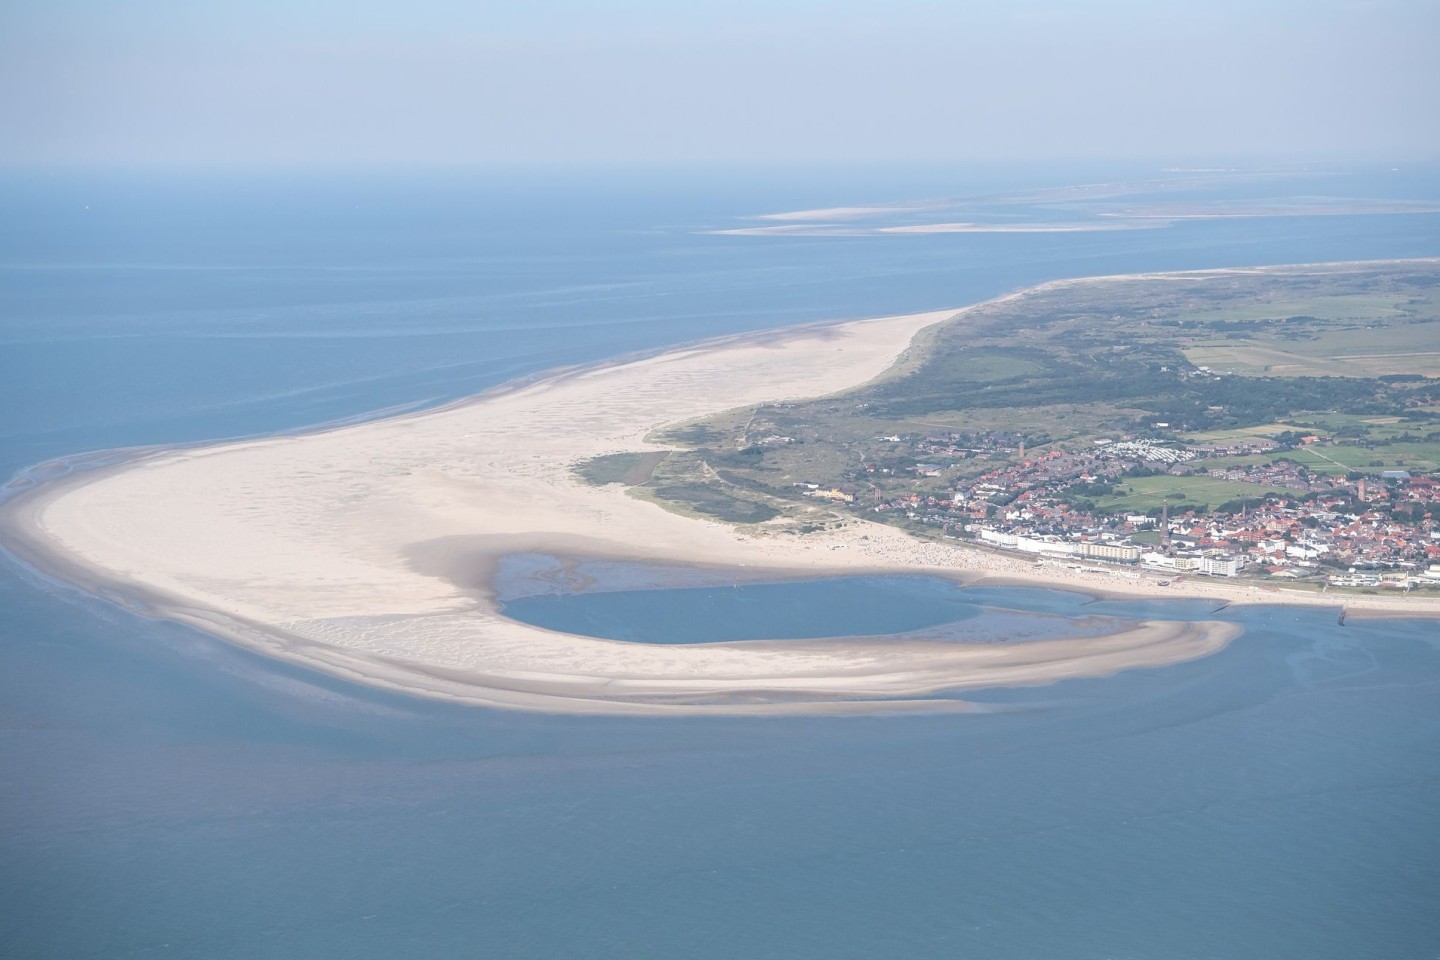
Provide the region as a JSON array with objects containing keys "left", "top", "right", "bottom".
[{"left": 801, "top": 428, "right": 1440, "bottom": 591}]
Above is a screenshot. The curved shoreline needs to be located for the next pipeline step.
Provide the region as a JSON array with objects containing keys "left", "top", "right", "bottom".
[{"left": 4, "top": 263, "right": 1438, "bottom": 715}]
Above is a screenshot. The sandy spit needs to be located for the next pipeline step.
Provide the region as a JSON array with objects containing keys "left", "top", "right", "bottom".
[{"left": 5, "top": 266, "right": 1437, "bottom": 716}]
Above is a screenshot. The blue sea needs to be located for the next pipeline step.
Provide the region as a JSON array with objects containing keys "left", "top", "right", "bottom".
[{"left": 2, "top": 164, "right": 1439, "bottom": 959}]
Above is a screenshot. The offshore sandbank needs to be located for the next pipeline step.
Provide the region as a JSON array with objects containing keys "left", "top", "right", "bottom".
[{"left": 4, "top": 272, "right": 1434, "bottom": 714}]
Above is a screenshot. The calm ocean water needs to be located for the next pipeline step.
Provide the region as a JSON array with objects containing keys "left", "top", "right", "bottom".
[{"left": 2, "top": 166, "right": 1438, "bottom": 958}]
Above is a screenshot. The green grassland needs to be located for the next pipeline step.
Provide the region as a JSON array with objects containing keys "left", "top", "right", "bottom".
[
  {"left": 1185, "top": 423, "right": 1304, "bottom": 443},
  {"left": 577, "top": 446, "right": 829, "bottom": 527},
  {"left": 1189, "top": 409, "right": 1440, "bottom": 476},
  {"left": 1091, "top": 475, "right": 1293, "bottom": 513},
  {"left": 1281, "top": 412, "right": 1438, "bottom": 441},
  {"left": 1184, "top": 338, "right": 1440, "bottom": 379},
  {"left": 1176, "top": 289, "right": 1440, "bottom": 377},
  {"left": 1167, "top": 293, "right": 1411, "bottom": 325},
  {"left": 638, "top": 481, "right": 783, "bottom": 524},
  {"left": 576, "top": 451, "right": 671, "bottom": 486},
  {"left": 1273, "top": 442, "right": 1440, "bottom": 476},
  {"left": 630, "top": 452, "right": 789, "bottom": 524}
]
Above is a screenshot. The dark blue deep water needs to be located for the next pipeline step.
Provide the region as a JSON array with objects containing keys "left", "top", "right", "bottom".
[{"left": 2, "top": 165, "right": 1439, "bottom": 959}]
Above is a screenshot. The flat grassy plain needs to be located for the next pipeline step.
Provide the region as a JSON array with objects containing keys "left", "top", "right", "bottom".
[
  {"left": 1178, "top": 289, "right": 1440, "bottom": 377},
  {"left": 1277, "top": 442, "right": 1440, "bottom": 476},
  {"left": 1293, "top": 412, "right": 1440, "bottom": 441},
  {"left": 1092, "top": 475, "right": 1293, "bottom": 512},
  {"left": 1184, "top": 342, "right": 1440, "bottom": 379},
  {"left": 1171, "top": 293, "right": 1410, "bottom": 324},
  {"left": 1185, "top": 423, "right": 1303, "bottom": 443}
]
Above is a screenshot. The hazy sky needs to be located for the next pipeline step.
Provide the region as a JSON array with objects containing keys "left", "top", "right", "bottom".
[{"left": 3, "top": 0, "right": 1437, "bottom": 167}]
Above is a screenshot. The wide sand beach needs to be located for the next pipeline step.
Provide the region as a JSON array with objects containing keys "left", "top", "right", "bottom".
[{"left": 4, "top": 273, "right": 1436, "bottom": 715}]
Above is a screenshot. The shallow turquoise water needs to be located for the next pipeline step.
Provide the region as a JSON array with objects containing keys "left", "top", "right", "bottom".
[{"left": 2, "top": 166, "right": 1438, "bottom": 958}]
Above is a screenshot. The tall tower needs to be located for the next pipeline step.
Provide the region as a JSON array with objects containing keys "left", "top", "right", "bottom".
[
  {"left": 1160, "top": 498, "right": 1172, "bottom": 553},
  {"left": 1358, "top": 477, "right": 1367, "bottom": 501},
  {"left": 1018, "top": 440, "right": 1025, "bottom": 461}
]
